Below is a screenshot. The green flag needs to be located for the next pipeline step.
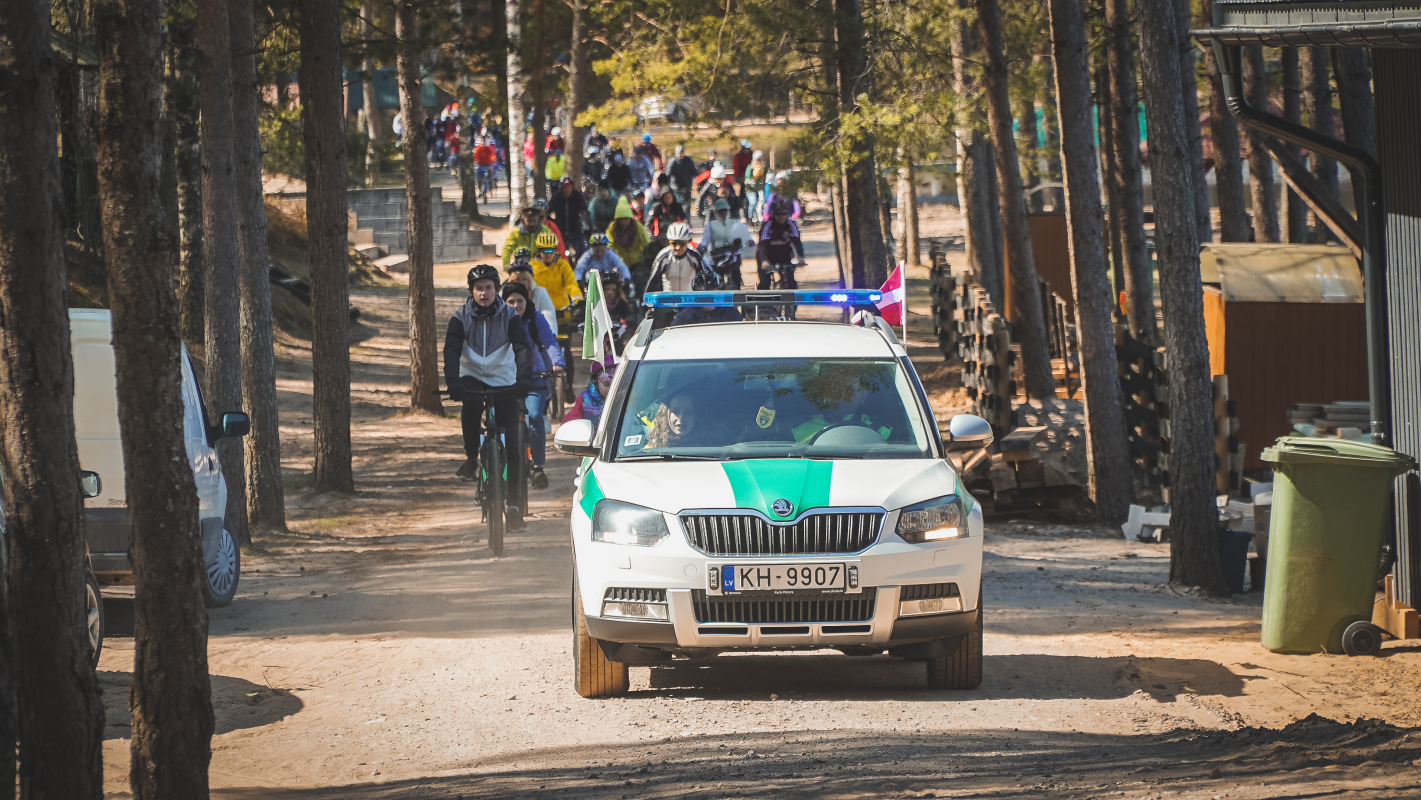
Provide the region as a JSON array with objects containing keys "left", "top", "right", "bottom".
[{"left": 582, "top": 269, "right": 617, "bottom": 363}]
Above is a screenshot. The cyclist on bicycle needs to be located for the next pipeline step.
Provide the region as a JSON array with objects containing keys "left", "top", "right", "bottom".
[
  {"left": 506, "top": 256, "right": 557, "bottom": 332},
  {"left": 646, "top": 222, "right": 709, "bottom": 293},
  {"left": 755, "top": 198, "right": 804, "bottom": 289},
  {"left": 574, "top": 232, "right": 632, "bottom": 285},
  {"left": 699, "top": 198, "right": 753, "bottom": 289},
  {"left": 548, "top": 176, "right": 588, "bottom": 261},
  {"left": 444, "top": 265, "right": 532, "bottom": 531},
  {"left": 501, "top": 202, "right": 562, "bottom": 267},
  {"left": 473, "top": 137, "right": 498, "bottom": 196},
  {"left": 501, "top": 282, "right": 564, "bottom": 490},
  {"left": 532, "top": 231, "right": 582, "bottom": 383}
]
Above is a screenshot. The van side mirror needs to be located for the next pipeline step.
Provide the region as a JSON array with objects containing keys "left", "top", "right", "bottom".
[
  {"left": 943, "top": 414, "right": 994, "bottom": 453},
  {"left": 219, "top": 412, "right": 250, "bottom": 439},
  {"left": 79, "top": 471, "right": 102, "bottom": 499},
  {"left": 554, "top": 419, "right": 598, "bottom": 457}
]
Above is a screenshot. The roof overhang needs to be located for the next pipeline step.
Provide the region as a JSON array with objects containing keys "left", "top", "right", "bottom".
[{"left": 1193, "top": 1, "right": 1421, "bottom": 47}]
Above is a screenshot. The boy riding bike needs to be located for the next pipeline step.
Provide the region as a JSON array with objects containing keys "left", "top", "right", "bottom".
[
  {"left": 444, "top": 264, "right": 532, "bottom": 531},
  {"left": 755, "top": 198, "right": 805, "bottom": 289}
]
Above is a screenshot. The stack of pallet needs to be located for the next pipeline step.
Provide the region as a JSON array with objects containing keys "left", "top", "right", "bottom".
[
  {"left": 1214, "top": 375, "right": 1245, "bottom": 496},
  {"left": 955, "top": 282, "right": 1015, "bottom": 434},
  {"left": 1115, "top": 320, "right": 1165, "bottom": 505},
  {"left": 1287, "top": 401, "right": 1372, "bottom": 441},
  {"left": 929, "top": 247, "right": 963, "bottom": 360},
  {"left": 1041, "top": 282, "right": 1081, "bottom": 399}
]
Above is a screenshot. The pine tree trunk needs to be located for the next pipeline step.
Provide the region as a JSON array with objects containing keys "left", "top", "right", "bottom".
[
  {"left": 362, "top": 0, "right": 380, "bottom": 188},
  {"left": 1242, "top": 47, "right": 1279, "bottom": 243},
  {"left": 836, "top": 0, "right": 889, "bottom": 287},
  {"left": 975, "top": 0, "right": 1055, "bottom": 399},
  {"left": 530, "top": 90, "right": 547, "bottom": 201},
  {"left": 566, "top": 0, "right": 587, "bottom": 193},
  {"left": 506, "top": 0, "right": 526, "bottom": 224},
  {"left": 1048, "top": 0, "right": 1134, "bottom": 526},
  {"left": 1201, "top": 0, "right": 1249, "bottom": 243},
  {"left": 1096, "top": 57, "right": 1126, "bottom": 300},
  {"left": 902, "top": 157, "right": 920, "bottom": 267},
  {"left": 0, "top": 0, "right": 105, "bottom": 793},
  {"left": 1177, "top": 0, "right": 1211, "bottom": 244},
  {"left": 1138, "top": 0, "right": 1228, "bottom": 596},
  {"left": 398, "top": 0, "right": 442, "bottom": 415},
  {"left": 1281, "top": 48, "right": 1308, "bottom": 242},
  {"left": 951, "top": 12, "right": 1003, "bottom": 305},
  {"left": 170, "top": 19, "right": 205, "bottom": 344},
  {"left": 230, "top": 0, "right": 286, "bottom": 537},
  {"left": 299, "top": 0, "right": 355, "bottom": 494},
  {"left": 1301, "top": 47, "right": 1339, "bottom": 244},
  {"left": 1041, "top": 81, "right": 1064, "bottom": 212},
  {"left": 198, "top": 0, "right": 248, "bottom": 542},
  {"left": 1019, "top": 99, "right": 1043, "bottom": 214},
  {"left": 1331, "top": 47, "right": 1375, "bottom": 215},
  {"left": 1105, "top": 0, "right": 1154, "bottom": 341}
]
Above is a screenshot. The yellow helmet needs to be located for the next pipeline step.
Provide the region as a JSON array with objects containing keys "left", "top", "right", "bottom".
[{"left": 535, "top": 230, "right": 559, "bottom": 250}]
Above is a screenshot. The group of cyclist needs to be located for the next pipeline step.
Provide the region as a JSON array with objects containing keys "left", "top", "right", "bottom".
[{"left": 445, "top": 132, "right": 809, "bottom": 530}]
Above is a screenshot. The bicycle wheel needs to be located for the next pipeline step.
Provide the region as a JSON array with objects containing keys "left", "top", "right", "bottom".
[
  {"left": 483, "top": 434, "right": 506, "bottom": 556},
  {"left": 548, "top": 381, "right": 565, "bottom": 426}
]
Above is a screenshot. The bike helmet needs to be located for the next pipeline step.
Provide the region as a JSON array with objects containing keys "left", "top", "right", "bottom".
[
  {"left": 740, "top": 139, "right": 752, "bottom": 149},
  {"left": 710, "top": 164, "right": 727, "bottom": 180},
  {"left": 535, "top": 230, "right": 559, "bottom": 250},
  {"left": 467, "top": 264, "right": 501, "bottom": 286},
  {"left": 713, "top": 198, "right": 731, "bottom": 212},
  {"left": 588, "top": 233, "right": 610, "bottom": 246},
  {"left": 532, "top": 198, "right": 549, "bottom": 211},
  {"left": 642, "top": 132, "right": 652, "bottom": 142},
  {"left": 551, "top": 127, "right": 562, "bottom": 137},
  {"left": 770, "top": 197, "right": 791, "bottom": 215},
  {"left": 692, "top": 268, "right": 723, "bottom": 291},
  {"left": 666, "top": 221, "right": 692, "bottom": 243},
  {"left": 512, "top": 247, "right": 533, "bottom": 264}
]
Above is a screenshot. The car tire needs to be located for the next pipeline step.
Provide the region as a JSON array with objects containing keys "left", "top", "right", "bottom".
[
  {"left": 927, "top": 602, "right": 983, "bottom": 690},
  {"left": 572, "top": 575, "right": 628, "bottom": 698},
  {"left": 202, "top": 527, "right": 241, "bottom": 608},
  {"left": 86, "top": 569, "right": 104, "bottom": 669}
]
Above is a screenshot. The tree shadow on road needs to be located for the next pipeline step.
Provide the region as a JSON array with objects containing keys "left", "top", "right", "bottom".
[{"left": 98, "top": 667, "right": 304, "bottom": 740}]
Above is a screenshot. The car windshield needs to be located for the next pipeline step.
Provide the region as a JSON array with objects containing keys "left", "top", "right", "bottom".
[{"left": 612, "top": 357, "right": 932, "bottom": 461}]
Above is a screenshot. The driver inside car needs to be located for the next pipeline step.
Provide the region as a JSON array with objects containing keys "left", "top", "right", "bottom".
[{"left": 790, "top": 376, "right": 894, "bottom": 444}]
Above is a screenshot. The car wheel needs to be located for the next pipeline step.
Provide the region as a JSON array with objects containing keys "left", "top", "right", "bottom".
[
  {"left": 572, "top": 575, "right": 628, "bottom": 698},
  {"left": 927, "top": 602, "right": 983, "bottom": 690},
  {"left": 86, "top": 569, "right": 104, "bottom": 669},
  {"left": 202, "top": 527, "right": 241, "bottom": 608}
]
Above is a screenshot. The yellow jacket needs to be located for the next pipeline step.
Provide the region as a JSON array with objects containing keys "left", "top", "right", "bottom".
[
  {"left": 533, "top": 256, "right": 582, "bottom": 308},
  {"left": 606, "top": 219, "right": 651, "bottom": 269},
  {"left": 545, "top": 154, "right": 567, "bottom": 182},
  {"left": 501, "top": 223, "right": 555, "bottom": 267}
]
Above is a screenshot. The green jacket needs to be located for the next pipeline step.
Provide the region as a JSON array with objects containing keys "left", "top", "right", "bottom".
[
  {"left": 501, "top": 224, "right": 555, "bottom": 267},
  {"left": 791, "top": 412, "right": 893, "bottom": 444}
]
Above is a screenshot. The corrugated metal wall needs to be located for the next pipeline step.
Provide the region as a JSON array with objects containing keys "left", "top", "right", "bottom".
[{"left": 1375, "top": 49, "right": 1421, "bottom": 608}]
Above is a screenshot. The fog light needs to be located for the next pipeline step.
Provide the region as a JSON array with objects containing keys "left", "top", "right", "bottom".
[
  {"left": 602, "top": 601, "right": 669, "bottom": 620},
  {"left": 847, "top": 565, "right": 859, "bottom": 589},
  {"left": 899, "top": 596, "right": 963, "bottom": 617},
  {"left": 709, "top": 565, "right": 719, "bottom": 591}
]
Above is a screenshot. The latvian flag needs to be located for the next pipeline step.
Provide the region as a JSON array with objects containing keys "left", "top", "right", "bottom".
[{"left": 875, "top": 262, "right": 905, "bottom": 326}]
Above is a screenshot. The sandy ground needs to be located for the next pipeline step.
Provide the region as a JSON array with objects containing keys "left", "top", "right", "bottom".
[{"left": 95, "top": 210, "right": 1421, "bottom": 799}]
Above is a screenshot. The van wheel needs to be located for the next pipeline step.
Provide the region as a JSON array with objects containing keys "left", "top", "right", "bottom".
[
  {"left": 573, "top": 576, "right": 628, "bottom": 698},
  {"left": 202, "top": 528, "right": 241, "bottom": 608},
  {"left": 86, "top": 570, "right": 105, "bottom": 668},
  {"left": 928, "top": 604, "right": 983, "bottom": 690}
]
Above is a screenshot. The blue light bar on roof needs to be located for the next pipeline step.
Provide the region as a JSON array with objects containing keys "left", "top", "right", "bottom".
[{"left": 642, "top": 290, "right": 883, "bottom": 308}]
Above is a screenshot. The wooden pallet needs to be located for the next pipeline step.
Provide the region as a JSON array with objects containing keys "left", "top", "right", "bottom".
[{"left": 1373, "top": 575, "right": 1420, "bottom": 642}]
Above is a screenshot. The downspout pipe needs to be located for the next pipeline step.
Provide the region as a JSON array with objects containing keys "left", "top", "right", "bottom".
[{"left": 1209, "top": 38, "right": 1392, "bottom": 449}]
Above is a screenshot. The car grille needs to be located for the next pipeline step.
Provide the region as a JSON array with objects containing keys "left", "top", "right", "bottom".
[
  {"left": 680, "top": 511, "right": 883, "bottom": 556},
  {"left": 898, "top": 583, "right": 959, "bottom": 601},
  {"left": 604, "top": 587, "right": 667, "bottom": 603},
  {"left": 691, "top": 589, "right": 878, "bottom": 623}
]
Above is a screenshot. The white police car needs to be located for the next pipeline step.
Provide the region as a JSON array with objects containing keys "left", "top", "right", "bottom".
[{"left": 554, "top": 290, "right": 993, "bottom": 697}]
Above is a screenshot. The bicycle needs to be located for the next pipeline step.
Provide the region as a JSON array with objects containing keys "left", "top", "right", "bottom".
[
  {"left": 556, "top": 307, "right": 577, "bottom": 405},
  {"left": 477, "top": 166, "right": 495, "bottom": 202},
  {"left": 441, "top": 384, "right": 528, "bottom": 556},
  {"left": 537, "top": 370, "right": 565, "bottom": 437},
  {"left": 759, "top": 260, "right": 800, "bottom": 319}
]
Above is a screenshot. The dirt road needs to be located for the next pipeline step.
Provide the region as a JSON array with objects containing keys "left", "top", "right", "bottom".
[{"left": 97, "top": 214, "right": 1421, "bottom": 799}]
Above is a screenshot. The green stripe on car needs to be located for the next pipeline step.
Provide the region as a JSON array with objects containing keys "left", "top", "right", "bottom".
[
  {"left": 579, "top": 468, "right": 605, "bottom": 519},
  {"left": 721, "top": 460, "right": 832, "bottom": 518}
]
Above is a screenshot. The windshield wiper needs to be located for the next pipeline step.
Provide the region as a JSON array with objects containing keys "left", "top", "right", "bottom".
[
  {"left": 617, "top": 453, "right": 720, "bottom": 462},
  {"left": 724, "top": 452, "right": 864, "bottom": 461}
]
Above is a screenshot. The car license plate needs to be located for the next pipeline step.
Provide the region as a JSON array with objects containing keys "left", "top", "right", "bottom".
[{"left": 720, "top": 564, "right": 845, "bottom": 592}]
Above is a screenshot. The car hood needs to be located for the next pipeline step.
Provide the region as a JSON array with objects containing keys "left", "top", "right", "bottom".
[{"left": 583, "top": 458, "right": 962, "bottom": 518}]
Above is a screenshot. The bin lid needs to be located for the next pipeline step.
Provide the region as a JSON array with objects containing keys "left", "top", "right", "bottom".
[{"left": 1260, "top": 436, "right": 1416, "bottom": 475}]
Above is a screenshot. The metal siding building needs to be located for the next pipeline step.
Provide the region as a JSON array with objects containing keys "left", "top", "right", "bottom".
[{"left": 1196, "top": 3, "right": 1421, "bottom": 606}]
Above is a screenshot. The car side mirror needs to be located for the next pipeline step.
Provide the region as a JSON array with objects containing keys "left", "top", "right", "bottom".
[
  {"left": 219, "top": 412, "right": 250, "bottom": 439},
  {"left": 554, "top": 419, "right": 598, "bottom": 457},
  {"left": 943, "top": 414, "right": 994, "bottom": 453},
  {"left": 79, "top": 471, "right": 102, "bottom": 499}
]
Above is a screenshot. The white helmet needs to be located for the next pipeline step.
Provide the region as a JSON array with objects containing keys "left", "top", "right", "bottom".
[
  {"left": 710, "top": 164, "right": 726, "bottom": 180},
  {"left": 667, "top": 221, "right": 692, "bottom": 242},
  {"left": 551, "top": 127, "right": 562, "bottom": 136},
  {"left": 752, "top": 150, "right": 763, "bottom": 160}
]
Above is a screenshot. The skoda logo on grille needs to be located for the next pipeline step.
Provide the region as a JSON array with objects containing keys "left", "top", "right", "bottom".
[{"left": 771, "top": 498, "right": 794, "bottom": 518}]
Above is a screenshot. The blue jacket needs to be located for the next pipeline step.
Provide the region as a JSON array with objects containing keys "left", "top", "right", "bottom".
[
  {"left": 575, "top": 248, "right": 632, "bottom": 282},
  {"left": 525, "top": 312, "right": 565, "bottom": 381}
]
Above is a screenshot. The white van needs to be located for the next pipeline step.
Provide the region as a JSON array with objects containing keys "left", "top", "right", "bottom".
[{"left": 70, "top": 309, "right": 248, "bottom": 608}]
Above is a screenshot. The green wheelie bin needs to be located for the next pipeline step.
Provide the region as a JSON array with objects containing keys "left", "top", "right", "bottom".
[{"left": 1259, "top": 437, "right": 1415, "bottom": 655}]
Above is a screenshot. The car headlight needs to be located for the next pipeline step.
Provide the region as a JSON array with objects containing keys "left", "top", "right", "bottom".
[
  {"left": 592, "top": 500, "right": 671, "bottom": 547},
  {"left": 896, "top": 495, "right": 966, "bottom": 543}
]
